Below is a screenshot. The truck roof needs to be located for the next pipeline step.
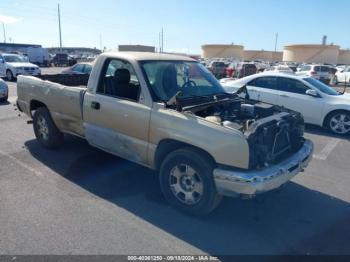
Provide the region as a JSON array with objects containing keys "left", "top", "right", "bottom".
[{"left": 102, "top": 51, "right": 196, "bottom": 62}]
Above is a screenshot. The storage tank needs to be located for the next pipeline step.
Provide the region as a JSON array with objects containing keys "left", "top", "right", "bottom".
[
  {"left": 201, "top": 44, "right": 244, "bottom": 59},
  {"left": 244, "top": 50, "right": 283, "bottom": 62},
  {"left": 283, "top": 44, "right": 340, "bottom": 64},
  {"left": 338, "top": 49, "right": 350, "bottom": 65}
]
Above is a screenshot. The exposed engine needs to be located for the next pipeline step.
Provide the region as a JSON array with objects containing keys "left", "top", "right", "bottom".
[{"left": 185, "top": 98, "right": 305, "bottom": 169}]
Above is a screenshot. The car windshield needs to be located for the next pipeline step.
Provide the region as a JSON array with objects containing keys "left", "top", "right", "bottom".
[
  {"left": 3, "top": 55, "right": 26, "bottom": 63},
  {"left": 140, "top": 61, "right": 227, "bottom": 102},
  {"left": 304, "top": 77, "right": 340, "bottom": 96}
]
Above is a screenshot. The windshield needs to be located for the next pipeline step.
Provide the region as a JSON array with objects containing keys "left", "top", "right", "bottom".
[
  {"left": 304, "top": 77, "right": 340, "bottom": 96},
  {"left": 140, "top": 61, "right": 227, "bottom": 101},
  {"left": 3, "top": 55, "right": 26, "bottom": 63}
]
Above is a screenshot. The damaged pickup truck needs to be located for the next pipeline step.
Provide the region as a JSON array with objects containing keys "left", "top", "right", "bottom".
[{"left": 17, "top": 52, "right": 313, "bottom": 215}]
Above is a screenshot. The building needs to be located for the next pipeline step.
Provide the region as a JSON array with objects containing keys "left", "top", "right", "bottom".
[
  {"left": 283, "top": 44, "right": 340, "bottom": 64},
  {"left": 201, "top": 44, "right": 244, "bottom": 60},
  {"left": 337, "top": 49, "right": 350, "bottom": 65},
  {"left": 47, "top": 47, "right": 101, "bottom": 56},
  {"left": 244, "top": 50, "right": 283, "bottom": 62},
  {"left": 0, "top": 43, "right": 42, "bottom": 53},
  {"left": 118, "top": 45, "right": 155, "bottom": 52}
]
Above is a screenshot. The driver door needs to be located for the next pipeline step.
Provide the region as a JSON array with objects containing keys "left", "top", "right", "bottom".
[{"left": 276, "top": 77, "right": 323, "bottom": 125}]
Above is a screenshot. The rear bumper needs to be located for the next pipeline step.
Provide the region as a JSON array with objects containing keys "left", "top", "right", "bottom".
[{"left": 213, "top": 139, "right": 314, "bottom": 197}]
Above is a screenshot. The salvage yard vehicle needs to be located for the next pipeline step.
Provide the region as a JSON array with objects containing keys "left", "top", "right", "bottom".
[
  {"left": 17, "top": 52, "right": 313, "bottom": 215},
  {"left": 221, "top": 72, "right": 350, "bottom": 135},
  {"left": 0, "top": 53, "right": 41, "bottom": 81},
  {"left": 234, "top": 62, "right": 257, "bottom": 79},
  {"left": 0, "top": 78, "right": 8, "bottom": 102},
  {"left": 61, "top": 62, "right": 93, "bottom": 75},
  {"left": 296, "top": 64, "right": 332, "bottom": 85},
  {"left": 334, "top": 66, "right": 350, "bottom": 84},
  {"left": 207, "top": 61, "right": 226, "bottom": 79}
]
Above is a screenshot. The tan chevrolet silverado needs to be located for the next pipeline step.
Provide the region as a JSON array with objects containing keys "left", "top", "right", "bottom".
[{"left": 17, "top": 52, "right": 313, "bottom": 215}]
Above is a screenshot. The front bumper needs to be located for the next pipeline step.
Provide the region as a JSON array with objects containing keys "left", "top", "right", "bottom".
[{"left": 213, "top": 139, "right": 314, "bottom": 197}]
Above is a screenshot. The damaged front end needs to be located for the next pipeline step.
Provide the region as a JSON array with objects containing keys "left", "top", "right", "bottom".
[{"left": 175, "top": 93, "right": 307, "bottom": 169}]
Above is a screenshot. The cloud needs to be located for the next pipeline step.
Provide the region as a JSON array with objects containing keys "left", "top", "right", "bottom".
[{"left": 0, "top": 14, "right": 22, "bottom": 24}]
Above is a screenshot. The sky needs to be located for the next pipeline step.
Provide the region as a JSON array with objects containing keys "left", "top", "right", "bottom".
[{"left": 0, "top": 0, "right": 349, "bottom": 54}]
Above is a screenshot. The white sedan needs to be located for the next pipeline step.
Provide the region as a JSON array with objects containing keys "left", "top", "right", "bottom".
[
  {"left": 221, "top": 72, "right": 350, "bottom": 135},
  {"left": 335, "top": 66, "right": 350, "bottom": 84}
]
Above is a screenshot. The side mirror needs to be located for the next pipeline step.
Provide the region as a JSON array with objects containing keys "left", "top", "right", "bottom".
[{"left": 306, "top": 89, "right": 318, "bottom": 97}]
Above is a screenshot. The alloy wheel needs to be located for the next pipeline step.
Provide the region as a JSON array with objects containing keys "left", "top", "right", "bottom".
[{"left": 169, "top": 164, "right": 204, "bottom": 205}]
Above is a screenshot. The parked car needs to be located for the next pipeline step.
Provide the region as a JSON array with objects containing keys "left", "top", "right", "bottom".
[
  {"left": 207, "top": 61, "right": 226, "bottom": 78},
  {"left": 296, "top": 64, "right": 332, "bottom": 84},
  {"left": 334, "top": 66, "right": 350, "bottom": 84},
  {"left": 50, "top": 53, "right": 69, "bottom": 67},
  {"left": 61, "top": 62, "right": 93, "bottom": 75},
  {"left": 221, "top": 72, "right": 350, "bottom": 135},
  {"left": 264, "top": 65, "right": 294, "bottom": 74},
  {"left": 0, "top": 78, "right": 8, "bottom": 102},
  {"left": 16, "top": 52, "right": 313, "bottom": 215},
  {"left": 234, "top": 62, "right": 257, "bottom": 78},
  {"left": 0, "top": 53, "right": 41, "bottom": 81},
  {"left": 225, "top": 62, "right": 236, "bottom": 78}
]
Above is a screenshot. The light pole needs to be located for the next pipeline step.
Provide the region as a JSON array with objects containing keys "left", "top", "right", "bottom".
[
  {"left": 58, "top": 3, "right": 63, "bottom": 52},
  {"left": 2, "top": 22, "right": 6, "bottom": 43}
]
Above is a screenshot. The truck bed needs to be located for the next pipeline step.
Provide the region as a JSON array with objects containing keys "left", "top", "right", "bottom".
[
  {"left": 37, "top": 74, "right": 89, "bottom": 87},
  {"left": 17, "top": 75, "right": 86, "bottom": 137}
]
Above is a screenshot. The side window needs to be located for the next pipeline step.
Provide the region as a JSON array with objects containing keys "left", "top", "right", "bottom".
[
  {"left": 301, "top": 66, "right": 310, "bottom": 71},
  {"left": 314, "top": 66, "right": 321, "bottom": 72},
  {"left": 249, "top": 77, "right": 277, "bottom": 89},
  {"left": 321, "top": 66, "right": 330, "bottom": 73},
  {"left": 83, "top": 65, "right": 92, "bottom": 74},
  {"left": 278, "top": 78, "right": 309, "bottom": 94},
  {"left": 97, "top": 59, "right": 140, "bottom": 102},
  {"left": 73, "top": 64, "right": 84, "bottom": 73}
]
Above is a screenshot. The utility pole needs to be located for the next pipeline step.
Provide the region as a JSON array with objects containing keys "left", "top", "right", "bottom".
[
  {"left": 58, "top": 3, "right": 63, "bottom": 52},
  {"left": 99, "top": 34, "right": 103, "bottom": 52},
  {"left": 274, "top": 33, "right": 278, "bottom": 53},
  {"left": 2, "top": 23, "right": 6, "bottom": 43},
  {"left": 162, "top": 28, "right": 164, "bottom": 53}
]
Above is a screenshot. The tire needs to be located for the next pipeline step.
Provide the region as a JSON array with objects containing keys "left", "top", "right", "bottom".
[
  {"left": 0, "top": 95, "right": 8, "bottom": 102},
  {"left": 6, "top": 70, "right": 14, "bottom": 82},
  {"left": 33, "top": 107, "right": 64, "bottom": 149},
  {"left": 325, "top": 110, "right": 350, "bottom": 135},
  {"left": 159, "top": 148, "right": 222, "bottom": 216}
]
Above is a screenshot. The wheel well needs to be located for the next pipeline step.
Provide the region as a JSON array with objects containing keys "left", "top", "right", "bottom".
[
  {"left": 323, "top": 109, "right": 350, "bottom": 128},
  {"left": 154, "top": 139, "right": 216, "bottom": 171},
  {"left": 30, "top": 100, "right": 47, "bottom": 117}
]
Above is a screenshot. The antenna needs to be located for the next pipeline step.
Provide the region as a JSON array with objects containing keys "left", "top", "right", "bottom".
[{"left": 58, "top": 3, "right": 63, "bottom": 52}]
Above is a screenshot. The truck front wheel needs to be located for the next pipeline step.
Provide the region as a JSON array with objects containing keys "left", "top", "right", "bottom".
[
  {"left": 159, "top": 148, "right": 222, "bottom": 216},
  {"left": 33, "top": 107, "right": 64, "bottom": 149},
  {"left": 6, "top": 70, "right": 14, "bottom": 81}
]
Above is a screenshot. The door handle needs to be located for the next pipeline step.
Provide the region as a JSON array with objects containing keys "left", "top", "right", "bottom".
[
  {"left": 280, "top": 94, "right": 289, "bottom": 98},
  {"left": 91, "top": 101, "right": 100, "bottom": 110}
]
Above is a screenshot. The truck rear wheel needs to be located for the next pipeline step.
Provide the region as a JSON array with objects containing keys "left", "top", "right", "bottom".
[
  {"left": 159, "top": 148, "right": 222, "bottom": 216},
  {"left": 33, "top": 107, "right": 64, "bottom": 149}
]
